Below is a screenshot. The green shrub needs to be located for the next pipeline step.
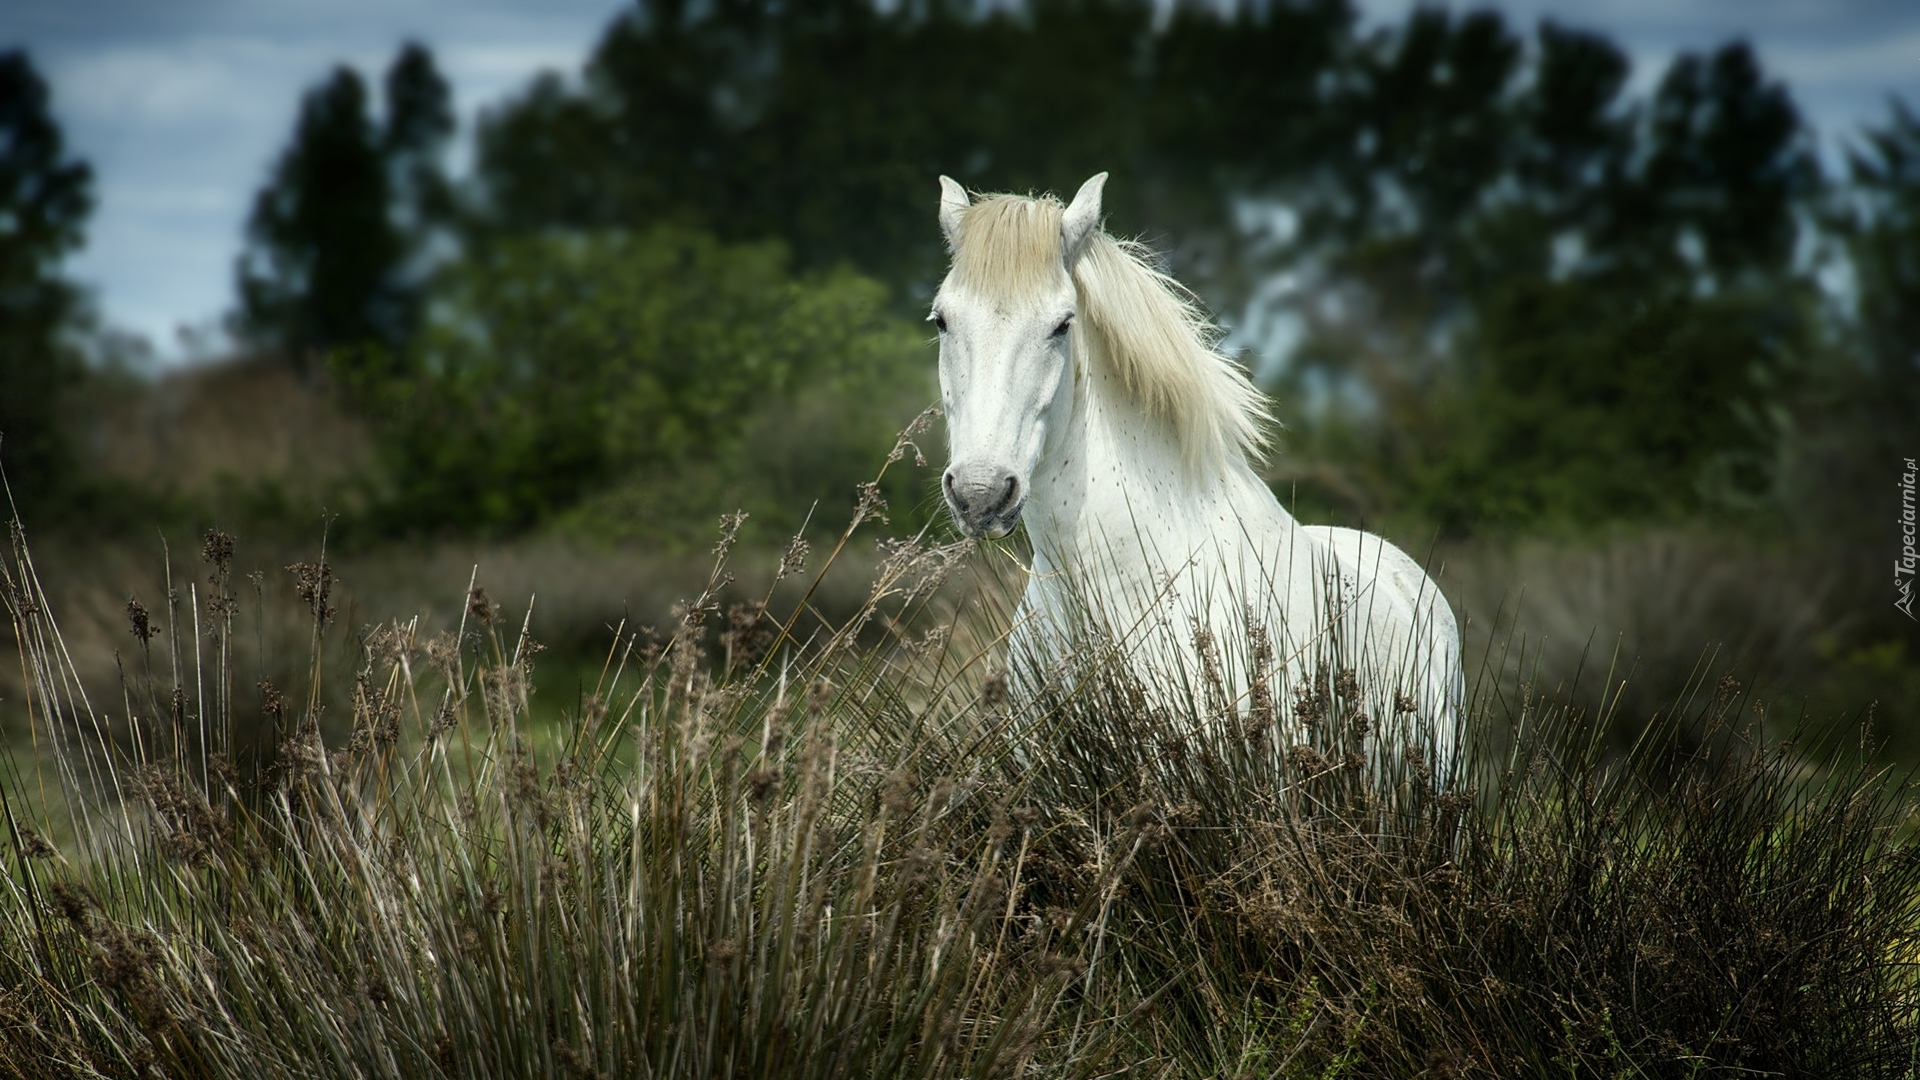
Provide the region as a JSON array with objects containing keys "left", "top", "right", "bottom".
[{"left": 344, "top": 227, "right": 933, "bottom": 538}]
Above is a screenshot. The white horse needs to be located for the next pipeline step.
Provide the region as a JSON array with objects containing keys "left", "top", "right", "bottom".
[{"left": 931, "top": 171, "right": 1462, "bottom": 763}]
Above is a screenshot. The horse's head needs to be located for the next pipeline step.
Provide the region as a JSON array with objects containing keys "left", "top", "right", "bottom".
[{"left": 931, "top": 171, "right": 1107, "bottom": 539}]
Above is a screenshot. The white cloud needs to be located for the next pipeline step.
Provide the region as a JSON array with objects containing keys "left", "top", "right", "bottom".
[{"left": 1765, "top": 28, "right": 1920, "bottom": 85}]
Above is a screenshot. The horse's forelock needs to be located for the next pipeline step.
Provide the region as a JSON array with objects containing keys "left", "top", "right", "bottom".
[{"left": 947, "top": 194, "right": 1069, "bottom": 303}]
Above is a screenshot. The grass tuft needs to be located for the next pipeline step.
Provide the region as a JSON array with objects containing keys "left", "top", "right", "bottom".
[{"left": 3, "top": 448, "right": 1917, "bottom": 1077}]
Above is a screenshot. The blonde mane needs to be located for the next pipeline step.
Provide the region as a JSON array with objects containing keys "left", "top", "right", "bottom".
[{"left": 947, "top": 192, "right": 1271, "bottom": 470}]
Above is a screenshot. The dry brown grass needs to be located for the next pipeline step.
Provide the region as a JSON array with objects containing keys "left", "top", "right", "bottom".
[
  {"left": 80, "top": 354, "right": 373, "bottom": 508},
  {"left": 5, "top": 475, "right": 1918, "bottom": 1078},
  {"left": 1432, "top": 529, "right": 1845, "bottom": 738},
  {"left": 1, "top": 530, "right": 908, "bottom": 746}
]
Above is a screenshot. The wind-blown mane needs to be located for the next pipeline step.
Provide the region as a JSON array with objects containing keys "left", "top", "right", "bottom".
[{"left": 947, "top": 192, "right": 1271, "bottom": 471}]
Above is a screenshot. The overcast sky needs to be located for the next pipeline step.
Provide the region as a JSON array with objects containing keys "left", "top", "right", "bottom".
[{"left": 12, "top": 0, "right": 1919, "bottom": 363}]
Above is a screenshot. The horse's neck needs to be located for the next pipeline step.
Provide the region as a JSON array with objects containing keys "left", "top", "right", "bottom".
[{"left": 1024, "top": 354, "right": 1299, "bottom": 589}]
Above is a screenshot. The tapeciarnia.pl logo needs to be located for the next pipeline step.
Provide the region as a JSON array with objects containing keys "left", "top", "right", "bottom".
[{"left": 1899, "top": 457, "right": 1917, "bottom": 620}]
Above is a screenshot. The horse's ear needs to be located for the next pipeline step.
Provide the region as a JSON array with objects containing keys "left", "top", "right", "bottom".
[
  {"left": 1061, "top": 171, "right": 1108, "bottom": 261},
  {"left": 938, "top": 175, "right": 970, "bottom": 252}
]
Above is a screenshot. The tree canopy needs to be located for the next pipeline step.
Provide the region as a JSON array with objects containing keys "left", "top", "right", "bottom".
[
  {"left": 227, "top": 0, "right": 1914, "bottom": 538},
  {"left": 341, "top": 228, "right": 928, "bottom": 537},
  {"left": 0, "top": 49, "right": 93, "bottom": 506},
  {"left": 235, "top": 42, "right": 454, "bottom": 366}
]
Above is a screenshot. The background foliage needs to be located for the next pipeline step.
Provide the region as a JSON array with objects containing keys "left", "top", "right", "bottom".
[
  {"left": 0, "top": 49, "right": 93, "bottom": 509},
  {"left": 3, "top": 7, "right": 1918, "bottom": 1072},
  {"left": 1, "top": 0, "right": 1914, "bottom": 727},
  {"left": 340, "top": 227, "right": 928, "bottom": 538}
]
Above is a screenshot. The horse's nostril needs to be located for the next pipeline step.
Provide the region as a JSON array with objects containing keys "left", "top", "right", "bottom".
[
  {"left": 996, "top": 475, "right": 1020, "bottom": 513},
  {"left": 943, "top": 470, "right": 963, "bottom": 508}
]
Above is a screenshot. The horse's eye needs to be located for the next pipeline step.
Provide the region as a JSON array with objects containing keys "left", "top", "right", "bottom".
[
  {"left": 1051, "top": 316, "right": 1073, "bottom": 338},
  {"left": 930, "top": 312, "right": 948, "bottom": 334}
]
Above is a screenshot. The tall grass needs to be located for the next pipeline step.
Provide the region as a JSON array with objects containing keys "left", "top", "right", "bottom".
[
  {"left": 1013, "top": 631, "right": 1920, "bottom": 1076},
  {"left": 4, "top": 451, "right": 1919, "bottom": 1077}
]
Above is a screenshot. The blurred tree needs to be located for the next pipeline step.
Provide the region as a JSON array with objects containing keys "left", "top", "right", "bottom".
[
  {"left": 1785, "top": 99, "right": 1920, "bottom": 552},
  {"left": 1277, "top": 29, "right": 1821, "bottom": 534},
  {"left": 1848, "top": 98, "right": 1920, "bottom": 391},
  {"left": 473, "top": 0, "right": 1354, "bottom": 300},
  {"left": 382, "top": 42, "right": 457, "bottom": 233},
  {"left": 236, "top": 65, "right": 397, "bottom": 363},
  {"left": 379, "top": 41, "right": 458, "bottom": 355},
  {"left": 1288, "top": 7, "right": 1526, "bottom": 392},
  {"left": 1410, "top": 287, "right": 1800, "bottom": 531},
  {"left": 236, "top": 43, "right": 454, "bottom": 370},
  {"left": 444, "top": 2, "right": 1841, "bottom": 536},
  {"left": 344, "top": 228, "right": 928, "bottom": 536},
  {"left": 0, "top": 50, "right": 93, "bottom": 507},
  {"left": 1622, "top": 42, "right": 1818, "bottom": 286}
]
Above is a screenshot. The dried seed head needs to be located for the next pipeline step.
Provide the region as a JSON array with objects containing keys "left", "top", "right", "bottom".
[
  {"left": 719, "top": 601, "right": 775, "bottom": 665},
  {"left": 1334, "top": 668, "right": 1360, "bottom": 703},
  {"left": 929, "top": 777, "right": 956, "bottom": 811},
  {"left": 416, "top": 633, "right": 460, "bottom": 684},
  {"left": 777, "top": 533, "right": 810, "bottom": 580},
  {"left": 126, "top": 597, "right": 152, "bottom": 644},
  {"left": 713, "top": 509, "right": 748, "bottom": 559},
  {"left": 258, "top": 679, "right": 288, "bottom": 725},
  {"left": 904, "top": 845, "right": 942, "bottom": 883},
  {"left": 48, "top": 881, "right": 91, "bottom": 926},
  {"left": 747, "top": 766, "right": 780, "bottom": 803},
  {"left": 887, "top": 404, "right": 940, "bottom": 465},
  {"left": 19, "top": 826, "right": 56, "bottom": 860},
  {"left": 201, "top": 530, "right": 234, "bottom": 571},
  {"left": 429, "top": 700, "right": 460, "bottom": 741},
  {"left": 467, "top": 586, "right": 495, "bottom": 626},
  {"left": 1292, "top": 684, "right": 1323, "bottom": 729},
  {"left": 1718, "top": 672, "right": 1739, "bottom": 698},
  {"left": 286, "top": 560, "right": 336, "bottom": 625},
  {"left": 988, "top": 809, "right": 1014, "bottom": 844},
  {"left": 882, "top": 769, "right": 918, "bottom": 815},
  {"left": 1286, "top": 744, "right": 1327, "bottom": 774},
  {"left": 912, "top": 624, "right": 950, "bottom": 658},
  {"left": 1244, "top": 605, "right": 1274, "bottom": 667},
  {"left": 981, "top": 669, "right": 1009, "bottom": 708},
  {"left": 203, "top": 531, "right": 238, "bottom": 619},
  {"left": 853, "top": 481, "right": 889, "bottom": 526},
  {"left": 1190, "top": 619, "right": 1228, "bottom": 715}
]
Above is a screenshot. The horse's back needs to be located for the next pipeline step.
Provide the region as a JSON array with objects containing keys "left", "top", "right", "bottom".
[{"left": 1300, "top": 525, "right": 1463, "bottom": 758}]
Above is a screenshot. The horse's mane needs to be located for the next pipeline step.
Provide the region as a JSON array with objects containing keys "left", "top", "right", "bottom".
[{"left": 947, "top": 193, "right": 1271, "bottom": 471}]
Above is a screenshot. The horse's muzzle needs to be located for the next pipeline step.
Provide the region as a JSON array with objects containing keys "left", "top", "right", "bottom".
[{"left": 943, "top": 465, "right": 1024, "bottom": 539}]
